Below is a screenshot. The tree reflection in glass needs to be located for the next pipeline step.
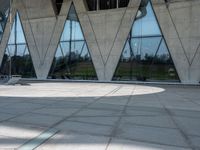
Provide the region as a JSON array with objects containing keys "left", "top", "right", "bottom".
[
  {"left": 113, "top": 1, "right": 179, "bottom": 82},
  {"left": 48, "top": 4, "right": 97, "bottom": 80},
  {"left": 0, "top": 12, "right": 36, "bottom": 78}
]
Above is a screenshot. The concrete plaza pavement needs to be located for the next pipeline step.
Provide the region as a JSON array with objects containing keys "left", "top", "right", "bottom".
[{"left": 0, "top": 82, "right": 199, "bottom": 150}]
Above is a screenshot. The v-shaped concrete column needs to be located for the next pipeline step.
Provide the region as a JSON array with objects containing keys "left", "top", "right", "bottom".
[
  {"left": 0, "top": 0, "right": 72, "bottom": 79},
  {"left": 74, "top": 0, "right": 141, "bottom": 81},
  {"left": 0, "top": 6, "right": 17, "bottom": 68},
  {"left": 152, "top": 0, "right": 200, "bottom": 84}
]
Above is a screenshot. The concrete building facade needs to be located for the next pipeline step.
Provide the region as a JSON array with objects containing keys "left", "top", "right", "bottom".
[{"left": 0, "top": 0, "right": 200, "bottom": 84}]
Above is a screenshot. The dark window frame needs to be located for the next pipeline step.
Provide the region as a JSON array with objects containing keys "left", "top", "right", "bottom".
[{"left": 86, "top": 0, "right": 129, "bottom": 11}]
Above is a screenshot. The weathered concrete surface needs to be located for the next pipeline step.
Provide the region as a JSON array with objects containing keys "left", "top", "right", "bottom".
[
  {"left": 76, "top": 0, "right": 141, "bottom": 81},
  {"left": 18, "top": 0, "right": 71, "bottom": 79},
  {"left": 0, "top": 0, "right": 200, "bottom": 84},
  {"left": 0, "top": 82, "right": 199, "bottom": 149},
  {"left": 152, "top": 0, "right": 200, "bottom": 84}
]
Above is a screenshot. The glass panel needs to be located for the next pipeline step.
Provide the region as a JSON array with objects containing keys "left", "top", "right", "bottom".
[
  {"left": 132, "top": 2, "right": 161, "bottom": 37},
  {"left": 55, "top": 44, "right": 64, "bottom": 58},
  {"left": 48, "top": 4, "right": 97, "bottom": 80},
  {"left": 16, "top": 44, "right": 26, "bottom": 56},
  {"left": 0, "top": 12, "right": 36, "bottom": 78},
  {"left": 113, "top": 0, "right": 179, "bottom": 82},
  {"left": 131, "top": 37, "right": 162, "bottom": 61},
  {"left": 16, "top": 13, "right": 26, "bottom": 43},
  {"left": 7, "top": 45, "right": 15, "bottom": 56},
  {"left": 8, "top": 20, "right": 15, "bottom": 44},
  {"left": 60, "top": 42, "right": 70, "bottom": 56},
  {"left": 0, "top": 24, "right": 3, "bottom": 32},
  {"left": 71, "top": 21, "right": 84, "bottom": 40},
  {"left": 60, "top": 21, "right": 70, "bottom": 41},
  {"left": 113, "top": 42, "right": 132, "bottom": 80},
  {"left": 150, "top": 40, "right": 179, "bottom": 81},
  {"left": 131, "top": 37, "right": 162, "bottom": 80}
]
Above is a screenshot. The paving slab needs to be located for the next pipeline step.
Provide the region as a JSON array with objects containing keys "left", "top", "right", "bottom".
[
  {"left": 0, "top": 121, "right": 46, "bottom": 138},
  {"left": 169, "top": 109, "right": 200, "bottom": 118},
  {"left": 74, "top": 108, "right": 122, "bottom": 117},
  {"left": 0, "top": 82, "right": 199, "bottom": 150},
  {"left": 126, "top": 106, "right": 167, "bottom": 114},
  {"left": 9, "top": 113, "right": 63, "bottom": 127},
  {"left": 0, "top": 135, "right": 26, "bottom": 149},
  {"left": 120, "top": 115, "right": 176, "bottom": 128},
  {"left": 48, "top": 100, "right": 90, "bottom": 109},
  {"left": 35, "top": 132, "right": 110, "bottom": 150},
  {"left": 97, "top": 97, "right": 129, "bottom": 106},
  {"left": 125, "top": 106, "right": 167, "bottom": 116},
  {"left": 0, "top": 113, "right": 16, "bottom": 122},
  {"left": 55, "top": 121, "right": 113, "bottom": 136},
  {"left": 107, "top": 138, "right": 192, "bottom": 150},
  {"left": 161, "top": 100, "right": 200, "bottom": 111},
  {"left": 32, "top": 108, "right": 79, "bottom": 117},
  {"left": 128, "top": 97, "right": 163, "bottom": 108},
  {"left": 116, "top": 123, "right": 189, "bottom": 147},
  {"left": 188, "top": 136, "right": 200, "bottom": 149},
  {"left": 173, "top": 116, "right": 200, "bottom": 136},
  {"left": 68, "top": 116, "right": 119, "bottom": 126},
  {"left": 0, "top": 107, "right": 34, "bottom": 115},
  {"left": 3, "top": 102, "right": 45, "bottom": 111},
  {"left": 88, "top": 102, "right": 124, "bottom": 111},
  {"left": 0, "top": 102, "right": 11, "bottom": 108}
]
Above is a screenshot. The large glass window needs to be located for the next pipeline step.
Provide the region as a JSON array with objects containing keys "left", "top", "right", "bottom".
[
  {"left": 86, "top": 0, "right": 129, "bottom": 11},
  {"left": 0, "top": 12, "right": 36, "bottom": 78},
  {"left": 113, "top": 0, "right": 179, "bottom": 82},
  {"left": 48, "top": 4, "right": 97, "bottom": 80}
]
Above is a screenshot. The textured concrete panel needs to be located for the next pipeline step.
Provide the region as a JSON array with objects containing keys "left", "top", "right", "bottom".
[
  {"left": 152, "top": 0, "right": 191, "bottom": 83},
  {"left": 29, "top": 18, "right": 57, "bottom": 62},
  {"left": 74, "top": 3, "right": 105, "bottom": 80},
  {"left": 152, "top": 0, "right": 200, "bottom": 84},
  {"left": 168, "top": 1, "right": 200, "bottom": 64},
  {"left": 20, "top": 0, "right": 55, "bottom": 19},
  {"left": 88, "top": 9, "right": 125, "bottom": 64},
  {"left": 105, "top": 1, "right": 141, "bottom": 80},
  {"left": 5, "top": 0, "right": 71, "bottom": 79},
  {"left": 0, "top": 7, "right": 17, "bottom": 69},
  {"left": 76, "top": 0, "right": 141, "bottom": 81}
]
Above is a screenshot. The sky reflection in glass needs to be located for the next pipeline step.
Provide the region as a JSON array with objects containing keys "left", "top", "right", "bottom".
[{"left": 113, "top": 1, "right": 179, "bottom": 82}]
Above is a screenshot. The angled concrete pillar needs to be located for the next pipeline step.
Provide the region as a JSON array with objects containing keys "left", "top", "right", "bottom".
[
  {"left": 151, "top": 0, "right": 200, "bottom": 84},
  {"left": 74, "top": 0, "right": 141, "bottom": 81},
  {"left": 73, "top": 0, "right": 105, "bottom": 80},
  {"left": 105, "top": 0, "right": 141, "bottom": 81},
  {"left": 0, "top": 3, "right": 17, "bottom": 69},
  {"left": 3, "top": 0, "right": 72, "bottom": 79}
]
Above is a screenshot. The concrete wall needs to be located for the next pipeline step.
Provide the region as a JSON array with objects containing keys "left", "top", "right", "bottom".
[
  {"left": 152, "top": 0, "right": 200, "bottom": 84},
  {"left": 0, "top": 0, "right": 200, "bottom": 84}
]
